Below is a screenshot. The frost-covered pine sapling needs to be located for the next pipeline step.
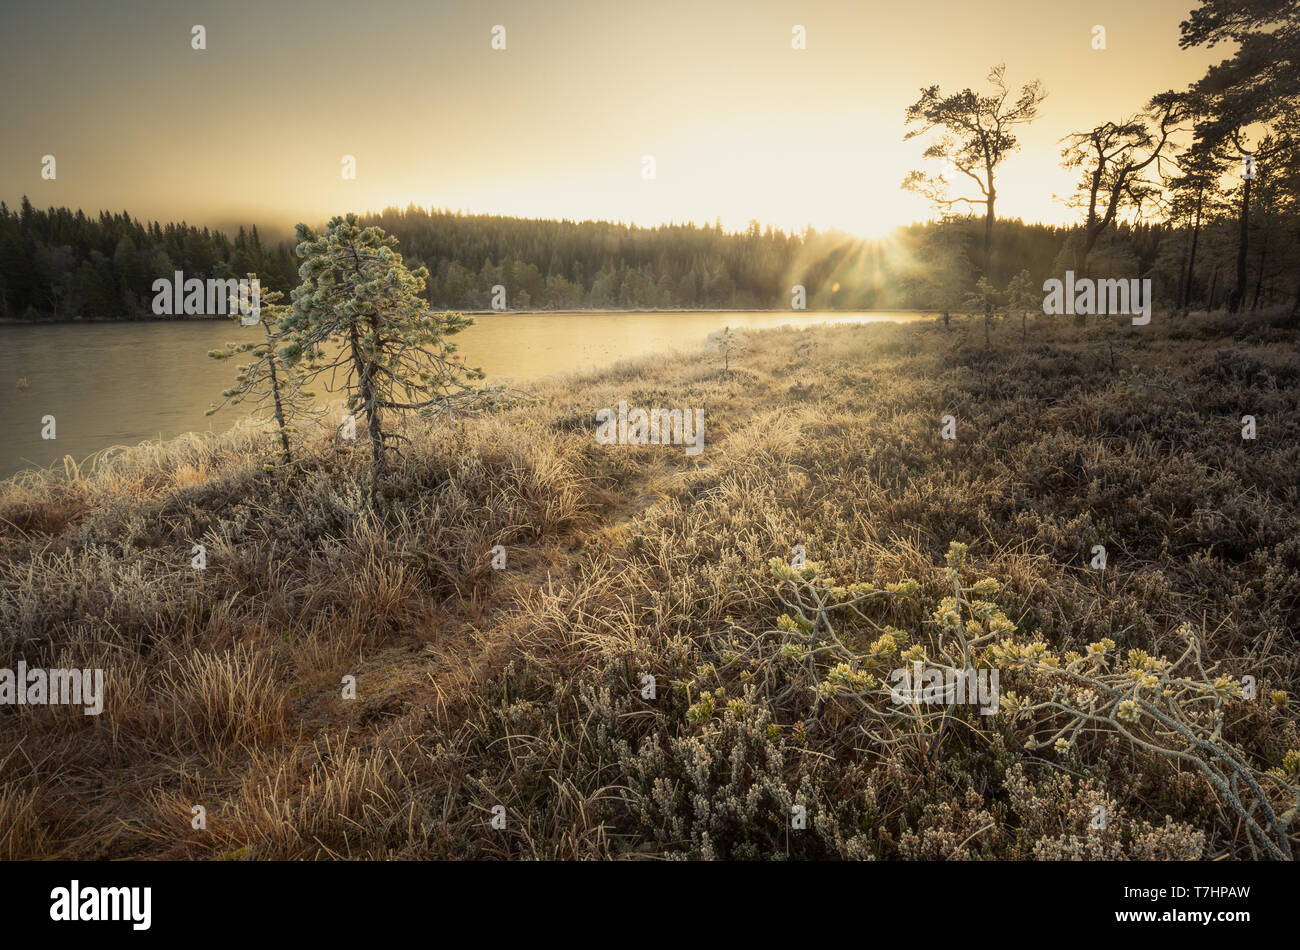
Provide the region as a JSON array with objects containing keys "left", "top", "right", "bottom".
[
  {"left": 279, "top": 214, "right": 485, "bottom": 485},
  {"left": 715, "top": 325, "right": 746, "bottom": 372},
  {"left": 1005, "top": 269, "right": 1036, "bottom": 343},
  {"left": 206, "top": 280, "right": 314, "bottom": 467}
]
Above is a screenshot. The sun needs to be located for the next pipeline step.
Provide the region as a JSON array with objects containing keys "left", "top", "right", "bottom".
[{"left": 850, "top": 219, "right": 907, "bottom": 241}]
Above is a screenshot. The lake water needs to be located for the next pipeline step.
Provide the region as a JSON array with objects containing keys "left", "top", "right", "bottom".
[{"left": 0, "top": 311, "right": 930, "bottom": 479}]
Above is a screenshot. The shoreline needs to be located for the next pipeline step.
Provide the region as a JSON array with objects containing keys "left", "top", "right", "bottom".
[
  {"left": 0, "top": 308, "right": 944, "bottom": 326},
  {"left": 0, "top": 315, "right": 937, "bottom": 482}
]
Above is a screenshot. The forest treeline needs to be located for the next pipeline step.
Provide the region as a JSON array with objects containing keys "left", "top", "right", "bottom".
[
  {"left": 0, "top": 201, "right": 299, "bottom": 321},
  {"left": 2, "top": 198, "right": 1292, "bottom": 320},
  {"left": 2, "top": 0, "right": 1297, "bottom": 321}
]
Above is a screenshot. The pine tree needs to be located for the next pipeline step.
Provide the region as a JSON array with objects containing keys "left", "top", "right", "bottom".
[
  {"left": 1005, "top": 269, "right": 1037, "bottom": 342},
  {"left": 279, "top": 214, "right": 484, "bottom": 485},
  {"left": 964, "top": 276, "right": 1000, "bottom": 348},
  {"left": 206, "top": 280, "right": 314, "bottom": 467},
  {"left": 713, "top": 325, "right": 745, "bottom": 372}
]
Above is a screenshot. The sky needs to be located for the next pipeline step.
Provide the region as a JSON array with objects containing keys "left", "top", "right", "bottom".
[{"left": 0, "top": 0, "right": 1224, "bottom": 238}]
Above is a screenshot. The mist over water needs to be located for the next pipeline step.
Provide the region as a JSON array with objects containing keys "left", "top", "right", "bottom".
[{"left": 0, "top": 311, "right": 929, "bottom": 479}]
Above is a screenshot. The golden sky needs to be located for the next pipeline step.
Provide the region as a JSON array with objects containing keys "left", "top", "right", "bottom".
[{"left": 0, "top": 0, "right": 1222, "bottom": 237}]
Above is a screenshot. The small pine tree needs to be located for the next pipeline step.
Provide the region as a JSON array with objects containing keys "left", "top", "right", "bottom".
[
  {"left": 206, "top": 278, "right": 314, "bottom": 467},
  {"left": 1005, "top": 269, "right": 1037, "bottom": 343},
  {"left": 963, "top": 277, "right": 1000, "bottom": 348},
  {"left": 924, "top": 220, "right": 973, "bottom": 326},
  {"left": 279, "top": 215, "right": 484, "bottom": 485},
  {"left": 714, "top": 325, "right": 746, "bottom": 372}
]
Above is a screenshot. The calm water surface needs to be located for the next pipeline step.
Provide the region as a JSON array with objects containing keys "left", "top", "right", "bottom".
[{"left": 0, "top": 311, "right": 929, "bottom": 479}]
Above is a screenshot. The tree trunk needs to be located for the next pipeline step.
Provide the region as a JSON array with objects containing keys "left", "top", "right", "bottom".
[
  {"left": 1075, "top": 225, "right": 1091, "bottom": 327},
  {"left": 350, "top": 321, "right": 385, "bottom": 485},
  {"left": 983, "top": 205, "right": 994, "bottom": 278},
  {"left": 1078, "top": 222, "right": 1102, "bottom": 277},
  {"left": 984, "top": 180, "right": 996, "bottom": 332},
  {"left": 1251, "top": 211, "right": 1269, "bottom": 310},
  {"left": 1181, "top": 185, "right": 1203, "bottom": 316},
  {"left": 1174, "top": 230, "right": 1190, "bottom": 317},
  {"left": 1229, "top": 176, "right": 1251, "bottom": 314},
  {"left": 265, "top": 330, "right": 292, "bottom": 465}
]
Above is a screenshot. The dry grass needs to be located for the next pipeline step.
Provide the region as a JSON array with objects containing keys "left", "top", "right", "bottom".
[{"left": 1, "top": 308, "right": 1298, "bottom": 859}]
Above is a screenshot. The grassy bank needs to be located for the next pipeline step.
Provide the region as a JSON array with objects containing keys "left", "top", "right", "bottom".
[{"left": 2, "top": 310, "right": 1298, "bottom": 860}]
